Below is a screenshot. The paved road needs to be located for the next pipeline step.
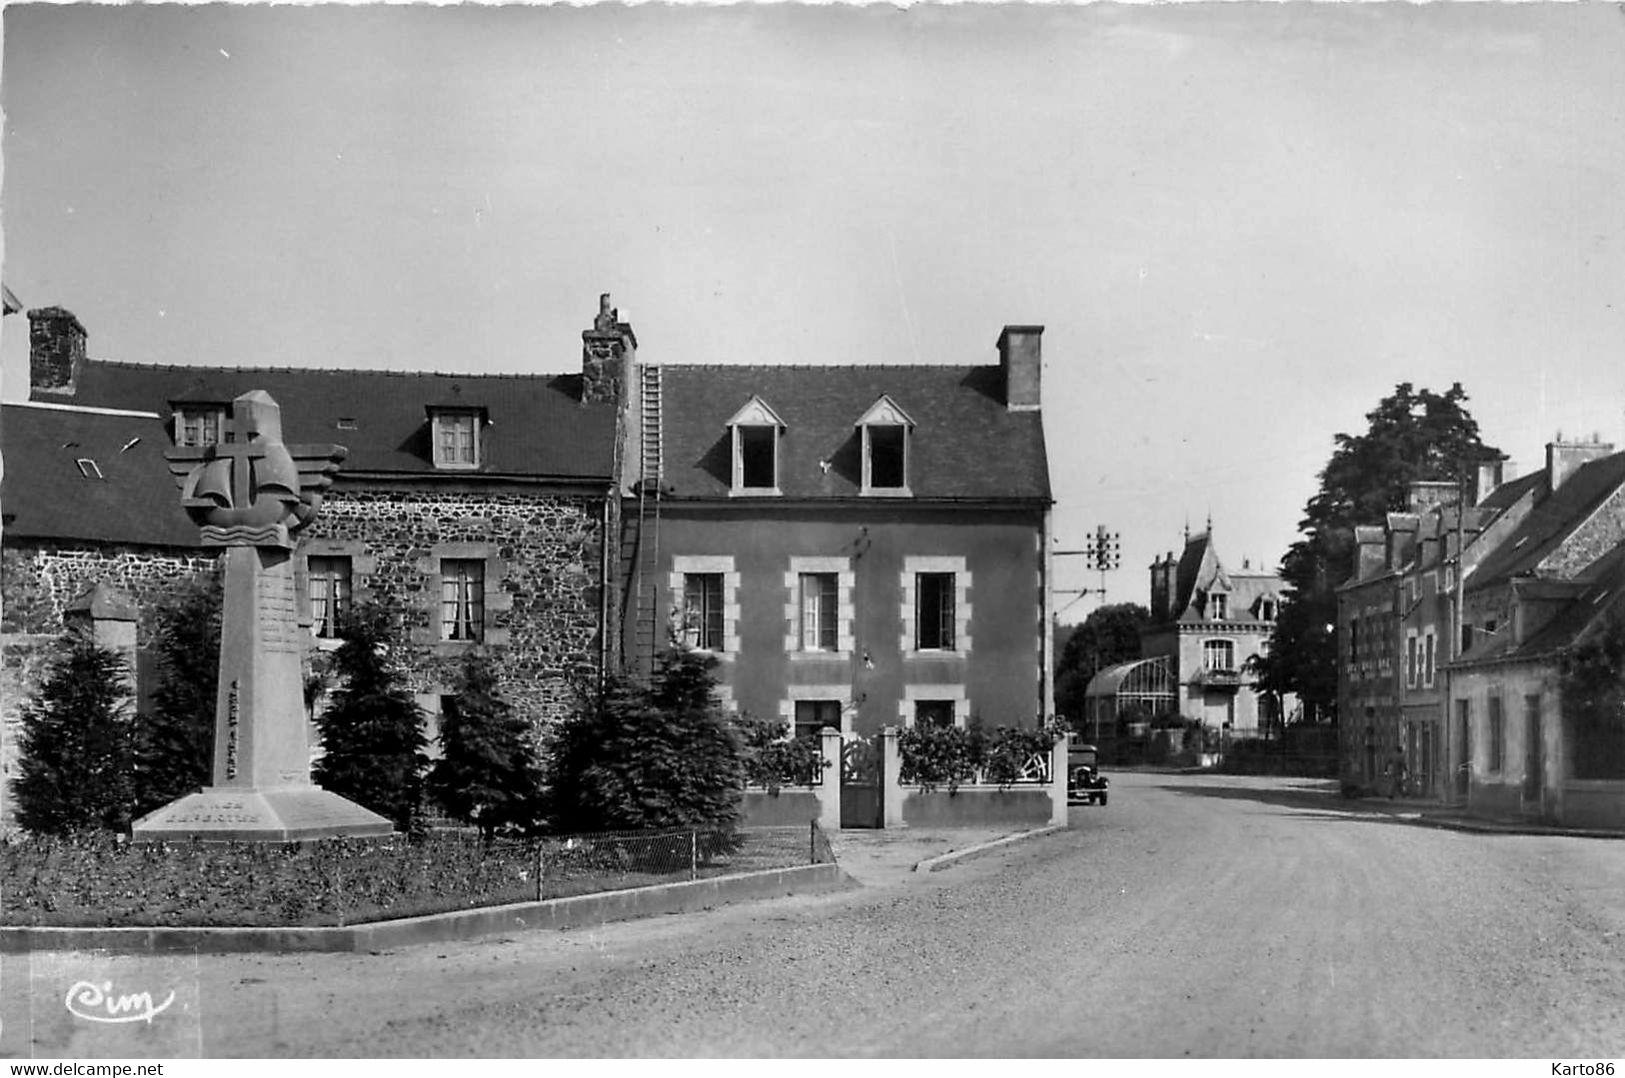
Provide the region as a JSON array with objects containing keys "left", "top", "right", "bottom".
[{"left": 24, "top": 772, "right": 1625, "bottom": 1057}]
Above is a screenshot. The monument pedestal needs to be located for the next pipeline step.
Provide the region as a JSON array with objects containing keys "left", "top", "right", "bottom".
[{"left": 133, "top": 786, "right": 393, "bottom": 843}]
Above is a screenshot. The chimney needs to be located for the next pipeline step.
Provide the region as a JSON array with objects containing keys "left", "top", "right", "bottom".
[
  {"left": 1472, "top": 458, "right": 1509, "bottom": 505},
  {"left": 1545, "top": 436, "right": 1614, "bottom": 493},
  {"left": 581, "top": 292, "right": 637, "bottom": 406},
  {"left": 1354, "top": 525, "right": 1386, "bottom": 582},
  {"left": 1405, "top": 480, "right": 1458, "bottom": 514},
  {"left": 28, "top": 306, "right": 86, "bottom": 398},
  {"left": 997, "top": 324, "right": 1043, "bottom": 412}
]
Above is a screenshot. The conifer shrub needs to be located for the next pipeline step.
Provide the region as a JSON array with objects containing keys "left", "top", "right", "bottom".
[
  {"left": 545, "top": 648, "right": 744, "bottom": 843},
  {"left": 14, "top": 630, "right": 139, "bottom": 835},
  {"left": 429, "top": 650, "right": 545, "bottom": 838},
  {"left": 133, "top": 575, "right": 221, "bottom": 817},
  {"left": 312, "top": 600, "right": 428, "bottom": 833}
]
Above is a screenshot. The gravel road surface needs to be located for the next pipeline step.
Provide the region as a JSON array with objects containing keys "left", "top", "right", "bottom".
[{"left": 14, "top": 771, "right": 1625, "bottom": 1057}]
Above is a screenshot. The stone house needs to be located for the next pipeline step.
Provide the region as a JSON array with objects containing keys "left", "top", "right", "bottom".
[
  {"left": 1447, "top": 441, "right": 1625, "bottom": 826},
  {"left": 1336, "top": 462, "right": 1543, "bottom": 796},
  {"left": 614, "top": 326, "right": 1054, "bottom": 748},
  {"left": 1335, "top": 439, "right": 1625, "bottom": 826},
  {"left": 1141, "top": 528, "right": 1290, "bottom": 738},
  {"left": 2, "top": 300, "right": 628, "bottom": 828}
]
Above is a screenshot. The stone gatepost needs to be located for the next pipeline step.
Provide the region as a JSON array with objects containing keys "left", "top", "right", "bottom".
[
  {"left": 1048, "top": 732, "right": 1072, "bottom": 827},
  {"left": 814, "top": 726, "right": 843, "bottom": 833},
  {"left": 133, "top": 390, "right": 392, "bottom": 843},
  {"left": 62, "top": 584, "right": 139, "bottom": 697},
  {"left": 880, "top": 725, "right": 904, "bottom": 829}
]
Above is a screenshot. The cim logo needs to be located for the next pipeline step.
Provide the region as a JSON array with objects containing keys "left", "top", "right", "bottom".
[{"left": 64, "top": 980, "right": 177, "bottom": 1024}]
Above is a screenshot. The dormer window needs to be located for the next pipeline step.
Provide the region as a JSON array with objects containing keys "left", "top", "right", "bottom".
[
  {"left": 430, "top": 407, "right": 482, "bottom": 469},
  {"left": 726, "top": 396, "right": 784, "bottom": 495},
  {"left": 174, "top": 405, "right": 226, "bottom": 447},
  {"left": 856, "top": 395, "right": 914, "bottom": 495},
  {"left": 1256, "top": 598, "right": 1277, "bottom": 622},
  {"left": 1209, "top": 592, "right": 1229, "bottom": 621}
]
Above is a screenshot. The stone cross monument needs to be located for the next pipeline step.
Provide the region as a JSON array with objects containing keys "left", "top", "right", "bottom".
[{"left": 133, "top": 389, "right": 392, "bottom": 842}]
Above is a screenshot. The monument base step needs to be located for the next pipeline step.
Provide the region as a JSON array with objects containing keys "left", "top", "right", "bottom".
[{"left": 131, "top": 786, "right": 395, "bottom": 843}]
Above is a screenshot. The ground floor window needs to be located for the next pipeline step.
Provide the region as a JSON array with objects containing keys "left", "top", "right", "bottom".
[
  {"left": 682, "top": 572, "right": 725, "bottom": 650},
  {"left": 793, "top": 700, "right": 842, "bottom": 740},
  {"left": 913, "top": 699, "right": 956, "bottom": 729}
]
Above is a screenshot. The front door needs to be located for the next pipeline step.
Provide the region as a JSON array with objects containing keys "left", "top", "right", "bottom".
[
  {"left": 1524, "top": 696, "right": 1543, "bottom": 809},
  {"left": 839, "top": 735, "right": 883, "bottom": 829},
  {"left": 1455, "top": 702, "right": 1471, "bottom": 800}
]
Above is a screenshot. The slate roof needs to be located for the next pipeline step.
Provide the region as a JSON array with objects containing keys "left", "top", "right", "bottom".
[
  {"left": 1, "top": 402, "right": 198, "bottom": 547},
  {"left": 656, "top": 364, "right": 1050, "bottom": 502},
  {"left": 1467, "top": 451, "right": 1625, "bottom": 589},
  {"left": 46, "top": 360, "right": 617, "bottom": 481},
  {"left": 1454, "top": 540, "right": 1625, "bottom": 666},
  {"left": 1165, "top": 531, "right": 1283, "bottom": 624}
]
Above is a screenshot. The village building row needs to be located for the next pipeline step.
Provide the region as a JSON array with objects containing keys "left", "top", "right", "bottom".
[
  {"left": 0, "top": 296, "right": 1054, "bottom": 827},
  {"left": 1337, "top": 442, "right": 1625, "bottom": 828}
]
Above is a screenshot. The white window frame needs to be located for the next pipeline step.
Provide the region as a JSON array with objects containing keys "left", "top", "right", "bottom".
[
  {"left": 670, "top": 555, "right": 740, "bottom": 658},
  {"left": 1201, "top": 639, "right": 1234, "bottom": 672},
  {"left": 307, "top": 555, "right": 353, "bottom": 640},
  {"left": 1405, "top": 628, "right": 1419, "bottom": 689},
  {"left": 780, "top": 685, "right": 853, "bottom": 736},
  {"left": 1422, "top": 628, "right": 1436, "bottom": 688},
  {"left": 431, "top": 409, "right": 481, "bottom": 470},
  {"left": 174, "top": 405, "right": 226, "bottom": 448},
  {"left": 783, "top": 556, "right": 854, "bottom": 657},
  {"left": 899, "top": 684, "right": 968, "bottom": 729},
  {"left": 441, "top": 558, "right": 486, "bottom": 642},
  {"left": 726, "top": 396, "right": 785, "bottom": 496},
  {"left": 900, "top": 556, "right": 970, "bottom": 657},
  {"left": 1210, "top": 592, "right": 1229, "bottom": 621},
  {"left": 857, "top": 395, "right": 914, "bottom": 496}
]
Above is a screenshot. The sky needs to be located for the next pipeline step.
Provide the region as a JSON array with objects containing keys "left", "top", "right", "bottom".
[{"left": 3, "top": 2, "right": 1623, "bottom": 621}]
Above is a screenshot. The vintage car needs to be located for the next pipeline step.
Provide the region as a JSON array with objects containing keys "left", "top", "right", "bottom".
[{"left": 1067, "top": 743, "right": 1109, "bottom": 806}]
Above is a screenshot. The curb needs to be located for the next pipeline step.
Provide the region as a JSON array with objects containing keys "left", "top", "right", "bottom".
[
  {"left": 912, "top": 824, "right": 1066, "bottom": 873},
  {"left": 1406, "top": 815, "right": 1625, "bottom": 840},
  {"left": 0, "top": 862, "right": 856, "bottom": 955}
]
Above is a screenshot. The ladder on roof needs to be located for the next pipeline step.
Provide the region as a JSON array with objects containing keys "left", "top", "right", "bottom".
[
  {"left": 640, "top": 364, "right": 663, "bottom": 488},
  {"left": 623, "top": 365, "right": 664, "bottom": 676}
]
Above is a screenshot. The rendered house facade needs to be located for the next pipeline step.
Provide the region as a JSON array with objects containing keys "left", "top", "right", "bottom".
[{"left": 616, "top": 328, "right": 1055, "bottom": 739}]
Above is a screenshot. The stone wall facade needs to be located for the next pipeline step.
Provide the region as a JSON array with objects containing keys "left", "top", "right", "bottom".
[
  {"left": 2, "top": 486, "right": 611, "bottom": 831},
  {"left": 2, "top": 542, "right": 220, "bottom": 832},
  {"left": 304, "top": 486, "right": 609, "bottom": 732}
]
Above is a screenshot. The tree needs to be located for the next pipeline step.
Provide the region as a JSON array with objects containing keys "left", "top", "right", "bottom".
[
  {"left": 1055, "top": 603, "right": 1151, "bottom": 723},
  {"left": 14, "top": 630, "right": 139, "bottom": 835},
  {"left": 428, "top": 650, "right": 544, "bottom": 838},
  {"left": 1560, "top": 612, "right": 1625, "bottom": 781},
  {"left": 312, "top": 600, "right": 428, "bottom": 833},
  {"left": 132, "top": 576, "right": 221, "bottom": 817},
  {"left": 544, "top": 648, "right": 744, "bottom": 835},
  {"left": 1261, "top": 383, "right": 1499, "bottom": 721}
]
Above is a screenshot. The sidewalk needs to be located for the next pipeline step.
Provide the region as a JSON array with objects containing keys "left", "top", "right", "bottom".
[
  {"left": 1351, "top": 795, "right": 1625, "bottom": 840},
  {"left": 827, "top": 825, "right": 1059, "bottom": 885}
]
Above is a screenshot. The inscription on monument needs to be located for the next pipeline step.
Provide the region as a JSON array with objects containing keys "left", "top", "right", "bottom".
[
  {"left": 225, "top": 681, "right": 240, "bottom": 781},
  {"left": 257, "top": 571, "right": 300, "bottom": 654}
]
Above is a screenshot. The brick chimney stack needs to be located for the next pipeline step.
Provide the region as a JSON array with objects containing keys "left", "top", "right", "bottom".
[
  {"left": 1545, "top": 435, "right": 1614, "bottom": 493},
  {"left": 28, "top": 306, "right": 86, "bottom": 398},
  {"left": 997, "top": 324, "right": 1043, "bottom": 412},
  {"left": 581, "top": 292, "right": 637, "bottom": 406}
]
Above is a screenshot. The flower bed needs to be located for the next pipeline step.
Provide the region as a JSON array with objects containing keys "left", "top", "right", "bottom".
[{"left": 0, "top": 826, "right": 816, "bottom": 928}]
